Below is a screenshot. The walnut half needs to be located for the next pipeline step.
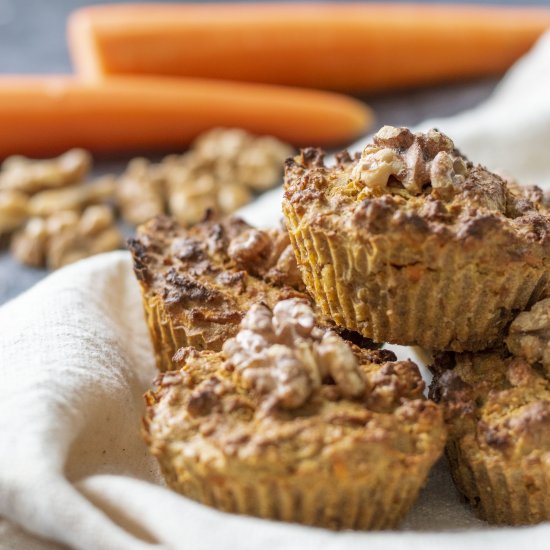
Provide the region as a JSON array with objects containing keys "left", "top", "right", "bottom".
[
  {"left": 222, "top": 299, "right": 366, "bottom": 410},
  {"left": 0, "top": 149, "right": 91, "bottom": 194},
  {"left": 11, "top": 205, "right": 122, "bottom": 270},
  {"left": 350, "top": 126, "right": 465, "bottom": 197},
  {"left": 507, "top": 298, "right": 550, "bottom": 374}
]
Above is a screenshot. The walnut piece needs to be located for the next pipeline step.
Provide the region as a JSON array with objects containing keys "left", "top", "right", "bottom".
[
  {"left": 235, "top": 135, "right": 294, "bottom": 191},
  {"left": 0, "top": 190, "right": 29, "bottom": 235},
  {"left": 28, "top": 176, "right": 115, "bottom": 217},
  {"left": 116, "top": 158, "right": 165, "bottom": 225},
  {"left": 350, "top": 126, "right": 466, "bottom": 197},
  {"left": 0, "top": 149, "right": 91, "bottom": 194},
  {"left": 228, "top": 228, "right": 272, "bottom": 271},
  {"left": 167, "top": 172, "right": 218, "bottom": 227},
  {"left": 217, "top": 183, "right": 252, "bottom": 214},
  {"left": 507, "top": 298, "right": 550, "bottom": 374},
  {"left": 11, "top": 205, "right": 122, "bottom": 269},
  {"left": 10, "top": 217, "right": 47, "bottom": 267},
  {"left": 226, "top": 226, "right": 302, "bottom": 289},
  {"left": 222, "top": 299, "right": 365, "bottom": 410},
  {"left": 114, "top": 129, "right": 291, "bottom": 227}
]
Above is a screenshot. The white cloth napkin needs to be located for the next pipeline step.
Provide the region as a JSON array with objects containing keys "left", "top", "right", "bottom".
[{"left": 3, "top": 32, "right": 550, "bottom": 550}]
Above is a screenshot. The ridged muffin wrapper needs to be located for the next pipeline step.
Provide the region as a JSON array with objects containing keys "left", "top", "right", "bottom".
[
  {"left": 155, "top": 458, "right": 434, "bottom": 530},
  {"left": 447, "top": 439, "right": 550, "bottom": 524},
  {"left": 283, "top": 202, "right": 549, "bottom": 352},
  {"left": 141, "top": 291, "right": 192, "bottom": 371}
]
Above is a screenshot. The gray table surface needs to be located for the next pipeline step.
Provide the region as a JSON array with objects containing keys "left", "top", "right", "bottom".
[{"left": 1, "top": 0, "right": 549, "bottom": 305}]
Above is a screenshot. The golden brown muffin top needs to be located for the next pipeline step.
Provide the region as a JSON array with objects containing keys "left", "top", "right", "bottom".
[
  {"left": 144, "top": 299, "right": 445, "bottom": 475},
  {"left": 284, "top": 126, "right": 550, "bottom": 261},
  {"left": 430, "top": 298, "right": 550, "bottom": 460},
  {"left": 129, "top": 214, "right": 304, "bottom": 291},
  {"left": 129, "top": 215, "right": 378, "bottom": 353},
  {"left": 127, "top": 215, "right": 309, "bottom": 350}
]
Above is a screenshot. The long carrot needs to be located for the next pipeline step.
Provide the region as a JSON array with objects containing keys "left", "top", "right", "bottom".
[
  {"left": 69, "top": 3, "right": 550, "bottom": 92},
  {"left": 0, "top": 76, "right": 372, "bottom": 158}
]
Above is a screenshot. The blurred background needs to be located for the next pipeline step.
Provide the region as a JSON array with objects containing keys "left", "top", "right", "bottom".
[
  {"left": 2, "top": 0, "right": 549, "bottom": 75},
  {"left": 1, "top": 0, "right": 549, "bottom": 304}
]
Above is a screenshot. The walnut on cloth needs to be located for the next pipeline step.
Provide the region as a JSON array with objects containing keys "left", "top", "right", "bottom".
[
  {"left": 1, "top": 127, "right": 292, "bottom": 270},
  {"left": 0, "top": 190, "right": 29, "bottom": 235},
  {"left": 116, "top": 128, "right": 293, "bottom": 226},
  {"left": 11, "top": 205, "right": 122, "bottom": 269},
  {"left": 0, "top": 149, "right": 91, "bottom": 194}
]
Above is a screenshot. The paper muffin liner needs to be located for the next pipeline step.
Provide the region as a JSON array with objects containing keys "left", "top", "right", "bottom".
[
  {"left": 283, "top": 203, "right": 549, "bottom": 352},
  {"left": 141, "top": 292, "right": 194, "bottom": 372},
  {"left": 446, "top": 440, "right": 550, "bottom": 525},
  {"left": 141, "top": 283, "right": 243, "bottom": 371},
  {"left": 157, "top": 460, "right": 430, "bottom": 530}
]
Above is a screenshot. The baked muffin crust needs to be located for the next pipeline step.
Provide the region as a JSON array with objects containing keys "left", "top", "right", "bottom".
[
  {"left": 283, "top": 126, "right": 550, "bottom": 351},
  {"left": 144, "top": 299, "right": 446, "bottom": 529},
  {"left": 128, "top": 215, "right": 309, "bottom": 370},
  {"left": 431, "top": 297, "right": 550, "bottom": 524}
]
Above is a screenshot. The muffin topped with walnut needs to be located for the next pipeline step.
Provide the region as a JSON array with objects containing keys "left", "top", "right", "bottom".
[
  {"left": 430, "top": 297, "right": 550, "bottom": 525},
  {"left": 144, "top": 298, "right": 446, "bottom": 530},
  {"left": 128, "top": 214, "right": 307, "bottom": 371},
  {"left": 283, "top": 126, "right": 550, "bottom": 352}
]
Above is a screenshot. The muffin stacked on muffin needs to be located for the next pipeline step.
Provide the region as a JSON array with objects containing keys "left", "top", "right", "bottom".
[
  {"left": 283, "top": 126, "right": 550, "bottom": 351},
  {"left": 129, "top": 214, "right": 377, "bottom": 372},
  {"left": 431, "top": 298, "right": 550, "bottom": 525},
  {"left": 132, "top": 125, "right": 550, "bottom": 529},
  {"left": 128, "top": 214, "right": 307, "bottom": 371},
  {"left": 144, "top": 299, "right": 446, "bottom": 529}
]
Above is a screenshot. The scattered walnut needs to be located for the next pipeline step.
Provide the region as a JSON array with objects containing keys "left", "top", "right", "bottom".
[
  {"left": 163, "top": 128, "right": 292, "bottom": 224},
  {"left": 222, "top": 299, "right": 366, "bottom": 410},
  {"left": 235, "top": 136, "right": 294, "bottom": 191},
  {"left": 168, "top": 186, "right": 218, "bottom": 227},
  {"left": 12, "top": 206, "right": 122, "bottom": 270},
  {"left": 217, "top": 183, "right": 253, "bottom": 214},
  {"left": 0, "top": 190, "right": 29, "bottom": 235},
  {"left": 193, "top": 128, "right": 251, "bottom": 163},
  {"left": 507, "top": 298, "right": 550, "bottom": 374},
  {"left": 0, "top": 149, "right": 91, "bottom": 194},
  {"left": 114, "top": 128, "right": 292, "bottom": 227},
  {"left": 10, "top": 218, "right": 48, "bottom": 267},
  {"left": 78, "top": 204, "right": 115, "bottom": 236},
  {"left": 2, "top": 128, "right": 292, "bottom": 269},
  {"left": 28, "top": 175, "right": 115, "bottom": 217},
  {"left": 351, "top": 126, "right": 465, "bottom": 197},
  {"left": 116, "top": 158, "right": 165, "bottom": 225},
  {"left": 47, "top": 205, "right": 122, "bottom": 269}
]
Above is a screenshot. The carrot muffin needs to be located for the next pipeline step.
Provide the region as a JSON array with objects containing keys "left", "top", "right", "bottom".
[
  {"left": 129, "top": 215, "right": 376, "bottom": 371},
  {"left": 128, "top": 214, "right": 309, "bottom": 371},
  {"left": 283, "top": 126, "right": 550, "bottom": 351},
  {"left": 143, "top": 298, "right": 446, "bottom": 530},
  {"left": 430, "top": 298, "right": 550, "bottom": 524}
]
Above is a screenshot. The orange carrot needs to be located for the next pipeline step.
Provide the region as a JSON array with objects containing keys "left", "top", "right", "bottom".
[
  {"left": 69, "top": 3, "right": 550, "bottom": 92},
  {"left": 0, "top": 76, "right": 372, "bottom": 158}
]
